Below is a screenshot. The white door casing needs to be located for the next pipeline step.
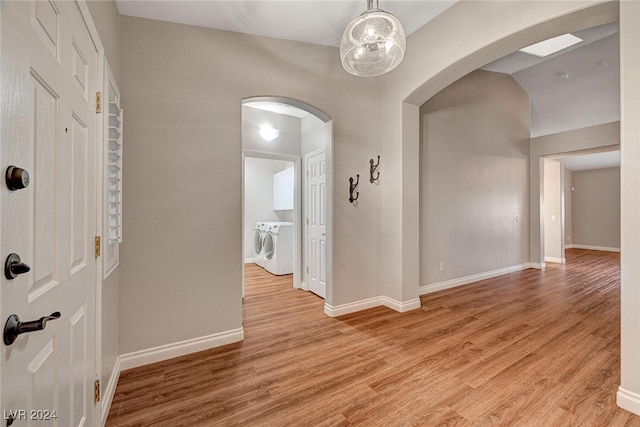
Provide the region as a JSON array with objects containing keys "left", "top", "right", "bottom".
[
  {"left": 1, "top": 1, "right": 99, "bottom": 425},
  {"left": 306, "top": 149, "right": 326, "bottom": 299}
]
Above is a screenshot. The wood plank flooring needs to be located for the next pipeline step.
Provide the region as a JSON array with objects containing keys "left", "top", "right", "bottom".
[{"left": 106, "top": 249, "right": 640, "bottom": 426}]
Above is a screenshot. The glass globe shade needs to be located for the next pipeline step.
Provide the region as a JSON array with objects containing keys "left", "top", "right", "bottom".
[{"left": 340, "top": 9, "right": 406, "bottom": 77}]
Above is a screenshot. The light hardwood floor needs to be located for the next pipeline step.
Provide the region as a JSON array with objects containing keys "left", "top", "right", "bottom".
[{"left": 107, "top": 249, "right": 640, "bottom": 426}]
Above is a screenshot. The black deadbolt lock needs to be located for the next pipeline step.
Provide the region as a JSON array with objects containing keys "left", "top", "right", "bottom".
[
  {"left": 4, "top": 253, "right": 30, "bottom": 280},
  {"left": 5, "top": 166, "right": 30, "bottom": 191}
]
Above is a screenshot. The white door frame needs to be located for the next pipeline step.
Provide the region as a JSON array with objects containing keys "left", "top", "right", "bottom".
[
  {"left": 74, "top": 3, "right": 108, "bottom": 425},
  {"left": 240, "top": 96, "right": 333, "bottom": 308},
  {"left": 242, "top": 151, "right": 302, "bottom": 292},
  {"left": 538, "top": 145, "right": 620, "bottom": 266}
]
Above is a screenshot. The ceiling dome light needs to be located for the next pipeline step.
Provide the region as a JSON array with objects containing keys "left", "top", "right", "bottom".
[
  {"left": 340, "top": 0, "right": 406, "bottom": 77},
  {"left": 259, "top": 124, "right": 280, "bottom": 142}
]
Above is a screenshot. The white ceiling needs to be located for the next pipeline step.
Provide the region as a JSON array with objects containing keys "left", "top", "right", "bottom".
[
  {"left": 115, "top": 0, "right": 457, "bottom": 47},
  {"left": 484, "top": 22, "right": 620, "bottom": 171}
]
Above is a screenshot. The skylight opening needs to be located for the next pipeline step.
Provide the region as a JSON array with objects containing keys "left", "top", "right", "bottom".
[{"left": 519, "top": 33, "right": 583, "bottom": 58}]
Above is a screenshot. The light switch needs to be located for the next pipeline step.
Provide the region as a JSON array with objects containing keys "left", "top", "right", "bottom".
[{"left": 552, "top": 215, "right": 557, "bottom": 221}]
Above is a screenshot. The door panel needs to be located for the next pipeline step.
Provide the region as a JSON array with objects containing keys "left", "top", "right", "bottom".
[
  {"left": 70, "top": 113, "right": 88, "bottom": 273},
  {"left": 1, "top": 1, "right": 98, "bottom": 425},
  {"left": 307, "top": 151, "right": 326, "bottom": 298},
  {"left": 32, "top": 73, "right": 60, "bottom": 300}
]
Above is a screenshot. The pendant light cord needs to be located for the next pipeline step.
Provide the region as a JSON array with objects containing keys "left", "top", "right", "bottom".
[{"left": 367, "top": 0, "right": 379, "bottom": 11}]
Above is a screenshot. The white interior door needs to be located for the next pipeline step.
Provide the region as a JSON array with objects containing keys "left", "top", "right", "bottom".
[
  {"left": 306, "top": 150, "right": 326, "bottom": 298},
  {"left": 1, "top": 1, "right": 98, "bottom": 425}
]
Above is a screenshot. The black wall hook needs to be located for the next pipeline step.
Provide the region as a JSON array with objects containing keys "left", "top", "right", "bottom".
[
  {"left": 369, "top": 155, "right": 380, "bottom": 183},
  {"left": 349, "top": 175, "right": 360, "bottom": 203}
]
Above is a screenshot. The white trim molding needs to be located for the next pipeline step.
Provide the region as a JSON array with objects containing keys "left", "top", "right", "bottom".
[
  {"left": 419, "top": 263, "right": 534, "bottom": 295},
  {"left": 119, "top": 328, "right": 244, "bottom": 371},
  {"left": 567, "top": 244, "right": 620, "bottom": 252},
  {"left": 324, "top": 296, "right": 421, "bottom": 317},
  {"left": 617, "top": 386, "right": 640, "bottom": 415},
  {"left": 101, "top": 358, "right": 121, "bottom": 426},
  {"left": 544, "top": 257, "right": 566, "bottom": 264},
  {"left": 530, "top": 262, "right": 546, "bottom": 270},
  {"left": 244, "top": 257, "right": 258, "bottom": 264}
]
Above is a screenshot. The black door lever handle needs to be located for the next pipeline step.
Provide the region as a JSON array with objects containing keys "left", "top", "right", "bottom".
[{"left": 3, "top": 312, "right": 61, "bottom": 345}]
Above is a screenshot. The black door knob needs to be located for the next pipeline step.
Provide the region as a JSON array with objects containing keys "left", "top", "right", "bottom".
[
  {"left": 5, "top": 166, "right": 30, "bottom": 191},
  {"left": 4, "top": 253, "right": 31, "bottom": 279},
  {"left": 3, "top": 312, "right": 61, "bottom": 345}
]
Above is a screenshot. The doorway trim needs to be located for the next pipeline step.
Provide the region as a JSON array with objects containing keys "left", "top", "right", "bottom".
[
  {"left": 530, "top": 123, "right": 620, "bottom": 268},
  {"left": 242, "top": 151, "right": 302, "bottom": 291},
  {"left": 241, "top": 96, "right": 334, "bottom": 307}
]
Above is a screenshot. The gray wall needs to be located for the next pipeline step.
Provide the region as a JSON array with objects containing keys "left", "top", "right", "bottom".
[
  {"left": 86, "top": 0, "right": 120, "bottom": 394},
  {"left": 572, "top": 167, "right": 620, "bottom": 249},
  {"left": 420, "top": 69, "right": 530, "bottom": 285},
  {"left": 119, "top": 16, "right": 385, "bottom": 354},
  {"left": 301, "top": 114, "right": 326, "bottom": 156}
]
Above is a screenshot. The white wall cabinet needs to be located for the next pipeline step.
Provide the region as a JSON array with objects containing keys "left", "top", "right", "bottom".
[{"left": 273, "top": 167, "right": 294, "bottom": 210}]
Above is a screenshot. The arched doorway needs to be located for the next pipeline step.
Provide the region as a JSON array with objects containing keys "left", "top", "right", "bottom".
[
  {"left": 391, "top": 1, "right": 639, "bottom": 416},
  {"left": 241, "top": 96, "right": 334, "bottom": 307}
]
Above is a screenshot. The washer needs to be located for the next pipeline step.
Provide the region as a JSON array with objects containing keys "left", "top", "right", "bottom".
[
  {"left": 263, "top": 222, "right": 293, "bottom": 275},
  {"left": 253, "top": 222, "right": 270, "bottom": 267}
]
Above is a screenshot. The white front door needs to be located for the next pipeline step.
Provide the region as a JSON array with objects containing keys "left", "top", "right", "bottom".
[
  {"left": 1, "top": 1, "right": 98, "bottom": 425},
  {"left": 306, "top": 150, "right": 326, "bottom": 298}
]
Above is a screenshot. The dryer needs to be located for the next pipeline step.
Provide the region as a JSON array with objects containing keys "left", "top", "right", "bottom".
[
  {"left": 263, "top": 222, "right": 293, "bottom": 275},
  {"left": 253, "top": 222, "right": 269, "bottom": 267}
]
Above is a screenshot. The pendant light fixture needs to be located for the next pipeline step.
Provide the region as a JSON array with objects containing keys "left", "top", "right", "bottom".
[{"left": 340, "top": 0, "right": 406, "bottom": 77}]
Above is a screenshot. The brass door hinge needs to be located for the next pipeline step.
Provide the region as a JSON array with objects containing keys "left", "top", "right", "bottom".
[
  {"left": 95, "top": 236, "right": 101, "bottom": 258},
  {"left": 306, "top": 266, "right": 310, "bottom": 274},
  {"left": 96, "top": 92, "right": 102, "bottom": 113},
  {"left": 94, "top": 379, "right": 101, "bottom": 403}
]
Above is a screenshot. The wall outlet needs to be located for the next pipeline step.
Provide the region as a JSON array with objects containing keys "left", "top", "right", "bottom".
[{"left": 439, "top": 262, "right": 444, "bottom": 272}]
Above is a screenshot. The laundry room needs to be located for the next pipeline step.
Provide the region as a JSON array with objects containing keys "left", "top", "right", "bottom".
[
  {"left": 242, "top": 98, "right": 330, "bottom": 298},
  {"left": 244, "top": 157, "right": 295, "bottom": 273}
]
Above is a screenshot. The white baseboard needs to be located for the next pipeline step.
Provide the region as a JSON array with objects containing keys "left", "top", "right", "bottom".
[
  {"left": 325, "top": 297, "right": 383, "bottom": 317},
  {"left": 544, "top": 257, "right": 566, "bottom": 264},
  {"left": 119, "top": 328, "right": 244, "bottom": 371},
  {"left": 617, "top": 386, "right": 640, "bottom": 415},
  {"left": 244, "top": 257, "right": 258, "bottom": 264},
  {"left": 100, "top": 357, "right": 121, "bottom": 426},
  {"left": 381, "top": 297, "right": 421, "bottom": 312},
  {"left": 568, "top": 244, "right": 620, "bottom": 252},
  {"left": 325, "top": 296, "right": 421, "bottom": 317},
  {"left": 419, "top": 263, "right": 534, "bottom": 295},
  {"left": 530, "top": 262, "right": 546, "bottom": 270}
]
